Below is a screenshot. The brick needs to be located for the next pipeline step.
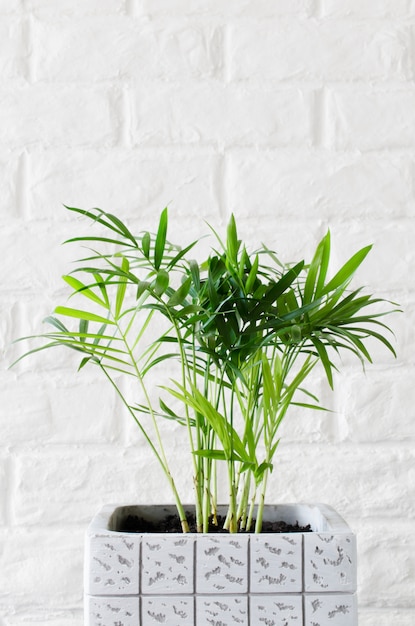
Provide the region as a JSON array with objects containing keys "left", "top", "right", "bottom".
[
  {"left": 0, "top": 371, "right": 52, "bottom": 443},
  {"left": 0, "top": 86, "right": 118, "bottom": 149},
  {"left": 359, "top": 609, "right": 415, "bottom": 626},
  {"left": 29, "top": 0, "right": 125, "bottom": 17},
  {"left": 229, "top": 20, "right": 412, "bottom": 82},
  {"left": 392, "top": 293, "right": 415, "bottom": 367},
  {"left": 0, "top": 298, "right": 18, "bottom": 358},
  {"left": 0, "top": 457, "right": 6, "bottom": 526},
  {"left": 131, "top": 83, "right": 314, "bottom": 147},
  {"left": 0, "top": 371, "right": 122, "bottom": 445},
  {"left": 355, "top": 519, "right": 415, "bottom": 607},
  {"left": 34, "top": 17, "right": 223, "bottom": 82},
  {"left": 221, "top": 214, "right": 327, "bottom": 273},
  {"left": 7, "top": 300, "right": 84, "bottom": 374},
  {"left": 0, "top": 152, "right": 20, "bottom": 217},
  {"left": 3, "top": 615, "right": 83, "bottom": 626},
  {"left": 27, "top": 148, "right": 222, "bottom": 221},
  {"left": 227, "top": 150, "right": 415, "bottom": 221},
  {"left": 218, "top": 211, "right": 403, "bottom": 306},
  {"left": 0, "top": 221, "right": 83, "bottom": 293},
  {"left": 134, "top": 0, "right": 313, "bottom": 17},
  {"left": 328, "top": 87, "right": 415, "bottom": 150},
  {"left": 0, "top": 0, "right": 22, "bottom": 14},
  {"left": 317, "top": 218, "right": 415, "bottom": 292},
  {"left": 0, "top": 527, "right": 83, "bottom": 604},
  {"left": 276, "top": 370, "right": 336, "bottom": 444},
  {"left": 265, "top": 445, "right": 415, "bottom": 520},
  {"left": 0, "top": 18, "right": 28, "bottom": 80},
  {"left": 322, "top": 0, "right": 415, "bottom": 18},
  {"left": 334, "top": 368, "right": 415, "bottom": 442},
  {"left": 12, "top": 447, "right": 177, "bottom": 525}
]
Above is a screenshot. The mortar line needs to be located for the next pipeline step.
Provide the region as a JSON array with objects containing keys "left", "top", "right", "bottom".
[
  {"left": 313, "top": 86, "right": 328, "bottom": 150},
  {"left": 16, "top": 151, "right": 30, "bottom": 220},
  {"left": 4, "top": 452, "right": 16, "bottom": 528},
  {"left": 215, "top": 151, "right": 228, "bottom": 223},
  {"left": 119, "top": 86, "right": 132, "bottom": 149},
  {"left": 125, "top": 0, "right": 136, "bottom": 17},
  {"left": 312, "top": 0, "right": 324, "bottom": 19},
  {"left": 221, "top": 21, "right": 231, "bottom": 86},
  {"left": 23, "top": 12, "right": 35, "bottom": 85}
]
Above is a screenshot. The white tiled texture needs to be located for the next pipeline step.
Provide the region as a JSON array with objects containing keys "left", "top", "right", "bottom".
[
  {"left": 1, "top": 1, "right": 413, "bottom": 625},
  {"left": 85, "top": 533, "right": 140, "bottom": 596},
  {"left": 250, "top": 533, "right": 302, "bottom": 593},
  {"left": 196, "top": 534, "right": 249, "bottom": 593},
  {"left": 196, "top": 596, "right": 248, "bottom": 626},
  {"left": 85, "top": 511, "right": 357, "bottom": 625},
  {"left": 250, "top": 595, "right": 303, "bottom": 625},
  {"left": 141, "top": 535, "right": 194, "bottom": 594},
  {"left": 304, "top": 593, "right": 358, "bottom": 626},
  {"left": 85, "top": 595, "right": 140, "bottom": 626},
  {"left": 142, "top": 596, "right": 194, "bottom": 626},
  {"left": 304, "top": 532, "right": 357, "bottom": 593}
]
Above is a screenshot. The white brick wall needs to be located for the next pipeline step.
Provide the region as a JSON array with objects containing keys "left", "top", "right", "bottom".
[{"left": 0, "top": 1, "right": 413, "bottom": 624}]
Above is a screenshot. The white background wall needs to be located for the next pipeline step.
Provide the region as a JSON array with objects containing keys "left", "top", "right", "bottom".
[{"left": 1, "top": 1, "right": 414, "bottom": 624}]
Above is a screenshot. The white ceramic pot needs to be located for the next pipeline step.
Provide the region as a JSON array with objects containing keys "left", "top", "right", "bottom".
[{"left": 84, "top": 503, "right": 357, "bottom": 626}]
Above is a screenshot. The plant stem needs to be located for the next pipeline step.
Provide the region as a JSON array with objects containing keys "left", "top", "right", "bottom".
[
  {"left": 226, "top": 462, "right": 238, "bottom": 533},
  {"left": 255, "top": 468, "right": 269, "bottom": 533},
  {"left": 246, "top": 488, "right": 257, "bottom": 532},
  {"left": 101, "top": 365, "right": 189, "bottom": 532}
]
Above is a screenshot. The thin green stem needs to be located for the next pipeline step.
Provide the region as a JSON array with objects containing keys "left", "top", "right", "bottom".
[
  {"left": 101, "top": 365, "right": 189, "bottom": 532},
  {"left": 255, "top": 467, "right": 269, "bottom": 534},
  {"left": 226, "top": 462, "right": 238, "bottom": 533}
]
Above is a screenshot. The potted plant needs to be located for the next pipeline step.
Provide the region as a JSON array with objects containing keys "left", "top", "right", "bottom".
[{"left": 14, "top": 207, "right": 398, "bottom": 626}]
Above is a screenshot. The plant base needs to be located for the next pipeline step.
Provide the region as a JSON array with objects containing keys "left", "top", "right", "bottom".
[{"left": 84, "top": 503, "right": 357, "bottom": 626}]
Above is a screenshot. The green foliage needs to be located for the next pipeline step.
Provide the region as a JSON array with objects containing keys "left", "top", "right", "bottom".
[{"left": 13, "top": 207, "right": 399, "bottom": 533}]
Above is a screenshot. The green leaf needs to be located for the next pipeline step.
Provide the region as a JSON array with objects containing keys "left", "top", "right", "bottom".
[
  {"left": 79, "top": 318, "right": 89, "bottom": 342},
  {"left": 189, "top": 260, "right": 200, "bottom": 290},
  {"left": 104, "top": 211, "right": 138, "bottom": 248},
  {"left": 254, "top": 462, "right": 273, "bottom": 483},
  {"left": 304, "top": 231, "right": 331, "bottom": 304},
  {"left": 159, "top": 399, "right": 184, "bottom": 421},
  {"left": 78, "top": 356, "right": 92, "bottom": 370},
  {"left": 54, "top": 306, "right": 115, "bottom": 325},
  {"left": 193, "top": 449, "right": 229, "bottom": 461},
  {"left": 93, "top": 273, "right": 110, "bottom": 308},
  {"left": 64, "top": 235, "right": 136, "bottom": 248},
  {"left": 136, "top": 280, "right": 150, "bottom": 300},
  {"left": 262, "top": 353, "right": 277, "bottom": 413},
  {"left": 154, "top": 208, "right": 168, "bottom": 270},
  {"left": 153, "top": 269, "right": 169, "bottom": 296},
  {"left": 250, "top": 261, "right": 305, "bottom": 323},
  {"left": 62, "top": 275, "right": 108, "bottom": 307},
  {"left": 227, "top": 214, "right": 239, "bottom": 263},
  {"left": 168, "top": 276, "right": 192, "bottom": 307},
  {"left": 43, "top": 316, "right": 70, "bottom": 333},
  {"left": 291, "top": 325, "right": 302, "bottom": 343},
  {"left": 315, "top": 231, "right": 331, "bottom": 296},
  {"left": 142, "top": 232, "right": 151, "bottom": 259},
  {"left": 114, "top": 257, "right": 129, "bottom": 319},
  {"left": 311, "top": 336, "right": 334, "bottom": 388},
  {"left": 63, "top": 206, "right": 137, "bottom": 248},
  {"left": 291, "top": 402, "right": 328, "bottom": 411},
  {"left": 321, "top": 245, "right": 372, "bottom": 295},
  {"left": 245, "top": 254, "right": 259, "bottom": 294},
  {"left": 167, "top": 240, "right": 198, "bottom": 271}
]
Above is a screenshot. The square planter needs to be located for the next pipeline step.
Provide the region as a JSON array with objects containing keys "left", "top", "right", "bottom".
[{"left": 85, "top": 503, "right": 357, "bottom": 626}]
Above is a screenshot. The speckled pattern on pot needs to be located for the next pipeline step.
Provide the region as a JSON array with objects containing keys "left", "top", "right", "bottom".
[{"left": 84, "top": 503, "right": 357, "bottom": 626}]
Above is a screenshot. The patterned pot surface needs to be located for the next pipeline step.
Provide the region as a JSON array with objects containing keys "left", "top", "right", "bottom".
[{"left": 85, "top": 503, "right": 357, "bottom": 626}]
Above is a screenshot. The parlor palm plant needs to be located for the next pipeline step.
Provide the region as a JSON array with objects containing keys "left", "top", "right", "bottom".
[{"left": 14, "top": 207, "right": 397, "bottom": 533}]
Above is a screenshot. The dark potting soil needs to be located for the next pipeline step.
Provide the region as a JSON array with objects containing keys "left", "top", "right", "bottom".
[{"left": 117, "top": 512, "right": 312, "bottom": 534}]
